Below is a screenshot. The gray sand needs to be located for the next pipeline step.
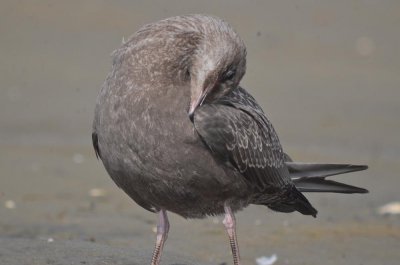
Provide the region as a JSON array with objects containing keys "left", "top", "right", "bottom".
[
  {"left": 1, "top": 1, "right": 399, "bottom": 264},
  {"left": 0, "top": 237, "right": 208, "bottom": 265}
]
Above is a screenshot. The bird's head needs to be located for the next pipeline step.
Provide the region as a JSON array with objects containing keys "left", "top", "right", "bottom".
[
  {"left": 120, "top": 15, "right": 246, "bottom": 120},
  {"left": 186, "top": 16, "right": 247, "bottom": 120}
]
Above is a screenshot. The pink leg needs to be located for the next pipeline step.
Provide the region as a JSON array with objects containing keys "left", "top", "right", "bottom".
[
  {"left": 223, "top": 204, "right": 241, "bottom": 265},
  {"left": 150, "top": 209, "right": 169, "bottom": 265}
]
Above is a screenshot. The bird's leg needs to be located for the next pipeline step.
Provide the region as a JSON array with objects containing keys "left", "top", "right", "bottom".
[
  {"left": 223, "top": 204, "right": 241, "bottom": 265},
  {"left": 150, "top": 209, "right": 169, "bottom": 265}
]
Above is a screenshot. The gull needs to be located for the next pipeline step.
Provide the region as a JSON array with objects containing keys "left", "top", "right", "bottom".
[{"left": 92, "top": 14, "right": 368, "bottom": 265}]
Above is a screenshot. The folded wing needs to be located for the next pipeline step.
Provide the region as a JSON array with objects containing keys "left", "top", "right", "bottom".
[{"left": 193, "top": 87, "right": 317, "bottom": 216}]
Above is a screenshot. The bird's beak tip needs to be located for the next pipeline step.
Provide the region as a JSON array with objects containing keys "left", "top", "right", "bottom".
[
  {"left": 189, "top": 85, "right": 212, "bottom": 122},
  {"left": 188, "top": 102, "right": 198, "bottom": 122},
  {"left": 188, "top": 96, "right": 201, "bottom": 122},
  {"left": 188, "top": 112, "right": 194, "bottom": 122}
]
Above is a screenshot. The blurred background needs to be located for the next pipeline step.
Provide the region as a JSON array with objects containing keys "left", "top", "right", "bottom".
[{"left": 0, "top": 1, "right": 399, "bottom": 264}]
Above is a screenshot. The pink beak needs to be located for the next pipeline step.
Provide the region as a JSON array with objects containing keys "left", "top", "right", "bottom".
[{"left": 188, "top": 85, "right": 213, "bottom": 120}]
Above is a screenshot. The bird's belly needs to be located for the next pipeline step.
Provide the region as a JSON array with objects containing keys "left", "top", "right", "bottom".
[
  {"left": 101, "top": 129, "right": 250, "bottom": 218},
  {"left": 96, "top": 91, "right": 252, "bottom": 218}
]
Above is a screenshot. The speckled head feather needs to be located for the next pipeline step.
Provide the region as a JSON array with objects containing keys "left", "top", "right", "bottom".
[{"left": 110, "top": 14, "right": 247, "bottom": 115}]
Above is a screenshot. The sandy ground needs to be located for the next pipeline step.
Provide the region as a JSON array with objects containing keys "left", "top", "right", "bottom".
[{"left": 1, "top": 1, "right": 399, "bottom": 264}]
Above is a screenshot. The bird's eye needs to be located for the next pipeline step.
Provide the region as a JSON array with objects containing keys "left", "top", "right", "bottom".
[
  {"left": 222, "top": 69, "right": 236, "bottom": 81},
  {"left": 185, "top": 69, "right": 191, "bottom": 80}
]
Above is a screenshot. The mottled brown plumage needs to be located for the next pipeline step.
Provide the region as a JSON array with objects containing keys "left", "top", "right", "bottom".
[{"left": 92, "top": 14, "right": 367, "bottom": 265}]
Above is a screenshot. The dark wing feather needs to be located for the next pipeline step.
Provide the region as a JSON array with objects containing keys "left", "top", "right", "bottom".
[
  {"left": 193, "top": 88, "right": 291, "bottom": 192},
  {"left": 194, "top": 87, "right": 317, "bottom": 216},
  {"left": 92, "top": 132, "right": 101, "bottom": 159}
]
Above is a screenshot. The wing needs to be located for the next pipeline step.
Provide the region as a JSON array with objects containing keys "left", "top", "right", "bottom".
[
  {"left": 92, "top": 132, "right": 101, "bottom": 159},
  {"left": 193, "top": 87, "right": 291, "bottom": 192}
]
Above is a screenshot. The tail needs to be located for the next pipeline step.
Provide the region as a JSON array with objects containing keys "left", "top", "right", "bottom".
[
  {"left": 268, "top": 186, "right": 318, "bottom": 217},
  {"left": 286, "top": 162, "right": 368, "bottom": 194}
]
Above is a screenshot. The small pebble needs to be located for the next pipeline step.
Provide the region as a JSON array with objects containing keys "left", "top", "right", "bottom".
[
  {"left": 89, "top": 188, "right": 107, "bottom": 198},
  {"left": 5, "top": 200, "right": 16, "bottom": 209},
  {"left": 73, "top": 153, "right": 85, "bottom": 164},
  {"left": 283, "top": 220, "right": 290, "bottom": 227},
  {"left": 254, "top": 219, "right": 262, "bottom": 226},
  {"left": 47, "top": 238, "right": 54, "bottom": 243},
  {"left": 31, "top": 162, "right": 41, "bottom": 172},
  {"left": 355, "top": 36, "right": 375, "bottom": 57}
]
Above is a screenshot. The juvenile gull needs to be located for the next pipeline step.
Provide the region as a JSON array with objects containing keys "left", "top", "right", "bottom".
[{"left": 92, "top": 14, "right": 368, "bottom": 265}]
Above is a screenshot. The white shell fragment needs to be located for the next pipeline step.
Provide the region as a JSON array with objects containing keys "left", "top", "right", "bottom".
[
  {"left": 5, "top": 200, "right": 16, "bottom": 209},
  {"left": 378, "top": 202, "right": 400, "bottom": 215},
  {"left": 256, "top": 254, "right": 278, "bottom": 265}
]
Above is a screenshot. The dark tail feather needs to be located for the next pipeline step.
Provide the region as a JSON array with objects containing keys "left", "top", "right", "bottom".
[
  {"left": 268, "top": 187, "right": 318, "bottom": 217},
  {"left": 286, "top": 162, "right": 368, "bottom": 194},
  {"left": 293, "top": 177, "right": 368, "bottom": 193},
  {"left": 286, "top": 162, "right": 367, "bottom": 178}
]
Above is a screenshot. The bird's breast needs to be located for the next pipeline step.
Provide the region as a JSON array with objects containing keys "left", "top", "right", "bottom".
[{"left": 95, "top": 79, "right": 251, "bottom": 217}]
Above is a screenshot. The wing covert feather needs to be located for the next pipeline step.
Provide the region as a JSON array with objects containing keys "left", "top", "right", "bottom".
[{"left": 194, "top": 90, "right": 291, "bottom": 191}]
